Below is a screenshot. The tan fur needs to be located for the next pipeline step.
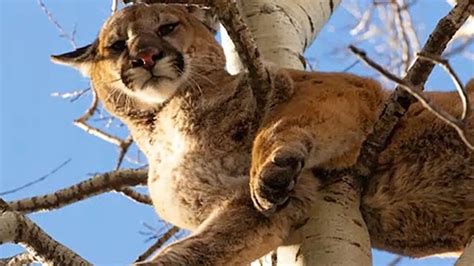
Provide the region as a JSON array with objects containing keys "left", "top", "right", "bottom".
[{"left": 51, "top": 4, "right": 473, "bottom": 264}]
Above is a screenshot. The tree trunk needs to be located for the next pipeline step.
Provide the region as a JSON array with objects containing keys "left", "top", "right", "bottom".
[{"left": 456, "top": 238, "right": 474, "bottom": 266}]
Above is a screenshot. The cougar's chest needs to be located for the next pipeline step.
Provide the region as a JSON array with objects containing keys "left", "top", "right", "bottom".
[{"left": 146, "top": 112, "right": 251, "bottom": 230}]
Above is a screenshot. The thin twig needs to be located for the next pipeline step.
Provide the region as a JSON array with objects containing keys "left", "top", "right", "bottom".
[
  {"left": 73, "top": 90, "right": 124, "bottom": 146},
  {"left": 400, "top": 0, "right": 420, "bottom": 53},
  {"left": 111, "top": 0, "right": 119, "bottom": 13},
  {"left": 74, "top": 121, "right": 124, "bottom": 146},
  {"left": 391, "top": 0, "right": 412, "bottom": 73},
  {"left": 37, "top": 0, "right": 77, "bottom": 49},
  {"left": 135, "top": 226, "right": 180, "bottom": 263},
  {"left": 417, "top": 51, "right": 470, "bottom": 121},
  {"left": 444, "top": 37, "right": 474, "bottom": 57},
  {"left": 0, "top": 159, "right": 71, "bottom": 196},
  {"left": 51, "top": 87, "right": 91, "bottom": 103},
  {"left": 341, "top": 60, "right": 360, "bottom": 72},
  {"left": 350, "top": 0, "right": 473, "bottom": 179},
  {"left": 387, "top": 255, "right": 403, "bottom": 266},
  {"left": 350, "top": 45, "right": 474, "bottom": 150},
  {"left": 116, "top": 135, "right": 134, "bottom": 170},
  {"left": 75, "top": 89, "right": 99, "bottom": 122},
  {"left": 350, "top": 5, "right": 374, "bottom": 36},
  {"left": 115, "top": 188, "right": 152, "bottom": 205}
]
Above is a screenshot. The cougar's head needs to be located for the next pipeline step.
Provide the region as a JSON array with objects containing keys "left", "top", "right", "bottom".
[{"left": 51, "top": 4, "right": 225, "bottom": 105}]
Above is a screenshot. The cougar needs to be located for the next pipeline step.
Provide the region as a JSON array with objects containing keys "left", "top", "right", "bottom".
[{"left": 52, "top": 3, "right": 473, "bottom": 265}]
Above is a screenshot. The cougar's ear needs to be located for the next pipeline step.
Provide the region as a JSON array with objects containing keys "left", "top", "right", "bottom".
[
  {"left": 185, "top": 5, "right": 219, "bottom": 34},
  {"left": 50, "top": 40, "right": 98, "bottom": 77}
]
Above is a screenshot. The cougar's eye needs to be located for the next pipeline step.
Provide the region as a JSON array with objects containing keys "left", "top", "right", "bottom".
[
  {"left": 109, "top": 40, "right": 127, "bottom": 52},
  {"left": 158, "top": 22, "right": 179, "bottom": 37}
]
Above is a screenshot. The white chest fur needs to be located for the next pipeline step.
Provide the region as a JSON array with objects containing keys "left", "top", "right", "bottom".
[{"left": 147, "top": 114, "right": 195, "bottom": 228}]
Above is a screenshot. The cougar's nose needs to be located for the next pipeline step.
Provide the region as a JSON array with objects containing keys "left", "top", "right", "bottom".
[{"left": 131, "top": 48, "right": 164, "bottom": 70}]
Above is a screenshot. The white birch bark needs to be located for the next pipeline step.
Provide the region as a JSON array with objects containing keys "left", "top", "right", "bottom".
[
  {"left": 220, "top": 0, "right": 372, "bottom": 265},
  {"left": 0, "top": 199, "right": 91, "bottom": 265},
  {"left": 223, "top": 0, "right": 341, "bottom": 71},
  {"left": 456, "top": 238, "right": 474, "bottom": 266},
  {"left": 295, "top": 173, "right": 372, "bottom": 265}
]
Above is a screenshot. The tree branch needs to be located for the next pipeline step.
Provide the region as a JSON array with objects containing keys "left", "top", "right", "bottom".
[
  {"left": 0, "top": 199, "right": 91, "bottom": 265},
  {"left": 37, "top": 0, "right": 77, "bottom": 49},
  {"left": 111, "top": 0, "right": 119, "bottom": 13},
  {"left": 349, "top": 45, "right": 474, "bottom": 150},
  {"left": 115, "top": 187, "right": 152, "bottom": 205},
  {"left": 456, "top": 237, "right": 474, "bottom": 265},
  {"left": 417, "top": 51, "right": 471, "bottom": 121},
  {"left": 352, "top": 0, "right": 473, "bottom": 179},
  {"left": 0, "top": 252, "right": 37, "bottom": 266},
  {"left": 135, "top": 226, "right": 180, "bottom": 263},
  {"left": 7, "top": 169, "right": 147, "bottom": 214},
  {"left": 210, "top": 0, "right": 273, "bottom": 115},
  {"left": 0, "top": 159, "right": 71, "bottom": 196}
]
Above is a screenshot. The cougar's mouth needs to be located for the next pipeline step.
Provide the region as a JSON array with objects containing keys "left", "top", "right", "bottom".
[
  {"left": 118, "top": 53, "right": 187, "bottom": 104},
  {"left": 120, "top": 53, "right": 186, "bottom": 92}
]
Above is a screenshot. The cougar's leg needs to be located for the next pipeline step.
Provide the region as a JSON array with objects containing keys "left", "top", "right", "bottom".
[{"left": 148, "top": 172, "right": 318, "bottom": 265}]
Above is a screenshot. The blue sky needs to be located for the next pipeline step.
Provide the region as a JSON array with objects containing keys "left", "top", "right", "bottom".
[{"left": 0, "top": 0, "right": 472, "bottom": 265}]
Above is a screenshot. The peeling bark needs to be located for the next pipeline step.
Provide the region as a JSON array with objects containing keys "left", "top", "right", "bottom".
[{"left": 0, "top": 199, "right": 91, "bottom": 265}]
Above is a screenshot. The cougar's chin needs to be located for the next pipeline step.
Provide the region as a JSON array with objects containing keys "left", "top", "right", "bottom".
[{"left": 134, "top": 77, "right": 183, "bottom": 104}]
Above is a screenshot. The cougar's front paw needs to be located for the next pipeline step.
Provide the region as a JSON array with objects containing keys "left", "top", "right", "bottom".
[{"left": 251, "top": 150, "right": 305, "bottom": 214}]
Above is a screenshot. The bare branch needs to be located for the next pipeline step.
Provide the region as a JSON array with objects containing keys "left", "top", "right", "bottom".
[
  {"left": 0, "top": 252, "right": 37, "bottom": 266},
  {"left": 0, "top": 159, "right": 71, "bottom": 196},
  {"left": 110, "top": 135, "right": 153, "bottom": 204},
  {"left": 73, "top": 90, "right": 124, "bottom": 146},
  {"left": 211, "top": 0, "right": 273, "bottom": 114},
  {"left": 51, "top": 87, "right": 91, "bottom": 103},
  {"left": 75, "top": 89, "right": 99, "bottom": 123},
  {"left": 350, "top": 45, "right": 474, "bottom": 150},
  {"left": 74, "top": 120, "right": 124, "bottom": 146},
  {"left": 444, "top": 37, "right": 474, "bottom": 57},
  {"left": 349, "top": 5, "right": 375, "bottom": 36},
  {"left": 387, "top": 255, "right": 403, "bottom": 266},
  {"left": 391, "top": 0, "right": 412, "bottom": 73},
  {"left": 37, "top": 0, "right": 77, "bottom": 49},
  {"left": 116, "top": 135, "right": 134, "bottom": 170},
  {"left": 417, "top": 51, "right": 471, "bottom": 120},
  {"left": 341, "top": 60, "right": 360, "bottom": 72},
  {"left": 456, "top": 237, "right": 474, "bottom": 265},
  {"left": 135, "top": 226, "right": 180, "bottom": 263},
  {"left": 112, "top": 0, "right": 119, "bottom": 13},
  {"left": 400, "top": 0, "right": 421, "bottom": 52},
  {"left": 115, "top": 188, "right": 152, "bottom": 205},
  {"left": 351, "top": 0, "right": 473, "bottom": 178},
  {"left": 0, "top": 199, "right": 91, "bottom": 265},
  {"left": 7, "top": 169, "right": 147, "bottom": 214}
]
